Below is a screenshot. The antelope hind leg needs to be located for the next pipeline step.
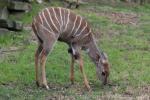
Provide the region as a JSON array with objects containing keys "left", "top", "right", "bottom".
[
  {"left": 39, "top": 37, "right": 57, "bottom": 90},
  {"left": 70, "top": 55, "right": 75, "bottom": 84}
]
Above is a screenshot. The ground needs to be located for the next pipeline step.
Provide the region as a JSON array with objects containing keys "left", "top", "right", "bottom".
[{"left": 0, "top": 0, "right": 150, "bottom": 100}]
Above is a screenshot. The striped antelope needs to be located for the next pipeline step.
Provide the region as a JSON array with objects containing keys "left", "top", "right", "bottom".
[{"left": 32, "top": 7, "right": 109, "bottom": 90}]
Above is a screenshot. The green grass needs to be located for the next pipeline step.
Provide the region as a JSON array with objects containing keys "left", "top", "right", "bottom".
[{"left": 0, "top": 1, "right": 150, "bottom": 99}]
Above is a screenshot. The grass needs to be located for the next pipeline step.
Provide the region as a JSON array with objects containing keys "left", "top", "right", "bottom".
[{"left": 0, "top": 1, "right": 150, "bottom": 99}]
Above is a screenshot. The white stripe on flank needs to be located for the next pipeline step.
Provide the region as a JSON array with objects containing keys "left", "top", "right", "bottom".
[
  {"left": 39, "top": 13, "right": 43, "bottom": 25},
  {"left": 40, "top": 24, "right": 55, "bottom": 37},
  {"left": 71, "top": 44, "right": 76, "bottom": 56},
  {"left": 58, "top": 7, "right": 63, "bottom": 31},
  {"left": 76, "top": 21, "right": 87, "bottom": 37},
  {"left": 74, "top": 16, "right": 82, "bottom": 35},
  {"left": 64, "top": 9, "right": 70, "bottom": 32},
  {"left": 46, "top": 8, "right": 59, "bottom": 32},
  {"left": 70, "top": 15, "right": 78, "bottom": 34},
  {"left": 63, "top": 8, "right": 66, "bottom": 32},
  {"left": 52, "top": 8, "right": 61, "bottom": 31},
  {"left": 42, "top": 11, "right": 54, "bottom": 33},
  {"left": 82, "top": 29, "right": 91, "bottom": 38}
]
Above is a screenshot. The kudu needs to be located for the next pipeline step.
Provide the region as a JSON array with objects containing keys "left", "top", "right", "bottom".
[{"left": 32, "top": 7, "right": 109, "bottom": 90}]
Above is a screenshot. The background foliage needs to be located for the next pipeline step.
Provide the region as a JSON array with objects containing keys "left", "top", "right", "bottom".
[{"left": 0, "top": 0, "right": 150, "bottom": 99}]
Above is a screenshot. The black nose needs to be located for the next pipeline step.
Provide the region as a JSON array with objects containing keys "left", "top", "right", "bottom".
[
  {"left": 102, "top": 72, "right": 106, "bottom": 76},
  {"left": 68, "top": 48, "right": 72, "bottom": 54}
]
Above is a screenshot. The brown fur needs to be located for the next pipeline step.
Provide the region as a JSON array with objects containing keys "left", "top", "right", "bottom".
[{"left": 32, "top": 7, "right": 109, "bottom": 90}]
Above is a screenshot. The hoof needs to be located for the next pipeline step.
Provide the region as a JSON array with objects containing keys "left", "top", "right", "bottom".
[
  {"left": 84, "top": 85, "right": 92, "bottom": 92},
  {"left": 71, "top": 81, "right": 74, "bottom": 85},
  {"left": 36, "top": 81, "right": 40, "bottom": 87},
  {"left": 86, "top": 87, "right": 92, "bottom": 92},
  {"left": 45, "top": 85, "right": 50, "bottom": 90},
  {"left": 76, "top": 4, "right": 79, "bottom": 8},
  {"left": 88, "top": 88, "right": 92, "bottom": 92},
  {"left": 42, "top": 84, "right": 49, "bottom": 90}
]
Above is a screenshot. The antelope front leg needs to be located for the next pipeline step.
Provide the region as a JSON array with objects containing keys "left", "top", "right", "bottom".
[
  {"left": 78, "top": 57, "right": 91, "bottom": 91},
  {"left": 70, "top": 55, "right": 75, "bottom": 84}
]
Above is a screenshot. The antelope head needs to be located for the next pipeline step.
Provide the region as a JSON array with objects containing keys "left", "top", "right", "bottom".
[{"left": 95, "top": 52, "right": 109, "bottom": 85}]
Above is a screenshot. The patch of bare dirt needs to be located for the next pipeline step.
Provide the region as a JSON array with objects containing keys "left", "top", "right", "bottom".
[
  {"left": 98, "top": 85, "right": 150, "bottom": 100},
  {"left": 0, "top": 47, "right": 24, "bottom": 63},
  {"left": 45, "top": 94, "right": 76, "bottom": 100},
  {"left": 0, "top": 82, "right": 18, "bottom": 89},
  {"left": 22, "top": 83, "right": 89, "bottom": 100},
  {"left": 84, "top": 8, "right": 139, "bottom": 25},
  {"left": 39, "top": 82, "right": 150, "bottom": 99},
  {"left": 2, "top": 81, "right": 150, "bottom": 99},
  {"left": 100, "top": 12, "right": 139, "bottom": 25},
  {"left": 24, "top": 24, "right": 37, "bottom": 44},
  {"left": 136, "top": 85, "right": 150, "bottom": 96}
]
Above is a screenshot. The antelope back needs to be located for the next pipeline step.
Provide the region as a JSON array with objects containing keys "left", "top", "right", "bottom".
[{"left": 32, "top": 7, "right": 92, "bottom": 44}]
